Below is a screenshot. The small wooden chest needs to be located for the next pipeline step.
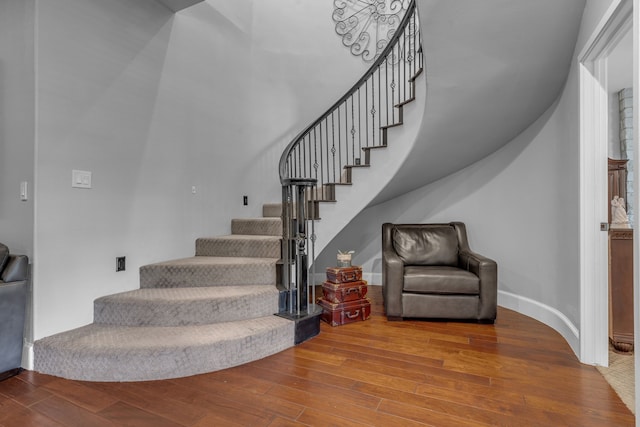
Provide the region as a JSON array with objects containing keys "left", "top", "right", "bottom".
[
  {"left": 322, "top": 280, "right": 368, "bottom": 304},
  {"left": 326, "top": 266, "right": 362, "bottom": 284},
  {"left": 318, "top": 298, "right": 371, "bottom": 327}
]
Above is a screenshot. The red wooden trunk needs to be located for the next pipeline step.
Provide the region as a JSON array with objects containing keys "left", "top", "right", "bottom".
[
  {"left": 325, "top": 266, "right": 362, "bottom": 284},
  {"left": 322, "top": 280, "right": 368, "bottom": 304},
  {"left": 318, "top": 298, "right": 371, "bottom": 326}
]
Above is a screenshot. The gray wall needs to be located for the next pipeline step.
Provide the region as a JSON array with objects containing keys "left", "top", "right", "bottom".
[
  {"left": 0, "top": 0, "right": 35, "bottom": 257},
  {"left": 319, "top": 0, "right": 620, "bottom": 357},
  {"left": 31, "top": 0, "right": 365, "bottom": 340}
]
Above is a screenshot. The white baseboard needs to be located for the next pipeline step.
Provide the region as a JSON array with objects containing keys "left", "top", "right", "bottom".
[
  {"left": 367, "top": 272, "right": 382, "bottom": 285},
  {"left": 22, "top": 341, "right": 34, "bottom": 370},
  {"left": 498, "top": 290, "right": 580, "bottom": 359},
  {"left": 312, "top": 271, "right": 580, "bottom": 357}
]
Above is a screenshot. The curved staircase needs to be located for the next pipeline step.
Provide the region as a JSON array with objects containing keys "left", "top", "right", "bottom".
[
  {"left": 33, "top": 2, "right": 424, "bottom": 382},
  {"left": 33, "top": 206, "right": 294, "bottom": 382}
]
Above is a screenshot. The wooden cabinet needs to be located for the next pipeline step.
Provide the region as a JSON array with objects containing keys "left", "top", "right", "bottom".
[
  {"left": 607, "top": 158, "right": 633, "bottom": 353},
  {"left": 608, "top": 229, "right": 634, "bottom": 352}
]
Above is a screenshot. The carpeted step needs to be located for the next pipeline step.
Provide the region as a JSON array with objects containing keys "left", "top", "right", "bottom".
[
  {"left": 195, "top": 235, "right": 280, "bottom": 258},
  {"left": 139, "top": 256, "right": 277, "bottom": 289},
  {"left": 33, "top": 316, "right": 294, "bottom": 382},
  {"left": 262, "top": 203, "right": 282, "bottom": 218},
  {"left": 94, "top": 285, "right": 279, "bottom": 326},
  {"left": 231, "top": 218, "right": 282, "bottom": 236}
]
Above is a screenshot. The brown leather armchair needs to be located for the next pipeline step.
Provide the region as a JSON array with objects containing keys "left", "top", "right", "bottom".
[{"left": 382, "top": 222, "right": 497, "bottom": 322}]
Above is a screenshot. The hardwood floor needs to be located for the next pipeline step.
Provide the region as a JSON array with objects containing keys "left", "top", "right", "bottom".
[{"left": 0, "top": 286, "right": 634, "bottom": 426}]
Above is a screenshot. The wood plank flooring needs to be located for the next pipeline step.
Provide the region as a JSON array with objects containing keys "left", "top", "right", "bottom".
[{"left": 0, "top": 286, "right": 634, "bottom": 426}]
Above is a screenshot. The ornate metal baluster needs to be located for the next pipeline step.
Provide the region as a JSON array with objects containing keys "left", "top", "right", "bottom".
[
  {"left": 344, "top": 100, "right": 349, "bottom": 166},
  {"left": 403, "top": 25, "right": 407, "bottom": 101},
  {"left": 331, "top": 112, "right": 337, "bottom": 183},
  {"left": 313, "top": 127, "right": 319, "bottom": 206},
  {"left": 365, "top": 79, "right": 370, "bottom": 147},
  {"left": 371, "top": 74, "right": 376, "bottom": 147},
  {"left": 391, "top": 50, "right": 396, "bottom": 124},
  {"left": 351, "top": 95, "right": 356, "bottom": 164},
  {"left": 377, "top": 69, "right": 381, "bottom": 143},
  {"left": 302, "top": 136, "right": 307, "bottom": 178},
  {"left": 325, "top": 119, "right": 330, "bottom": 194},
  {"left": 319, "top": 123, "right": 325, "bottom": 200},
  {"left": 337, "top": 104, "right": 343, "bottom": 175},
  {"left": 357, "top": 87, "right": 362, "bottom": 155},
  {"left": 385, "top": 56, "right": 390, "bottom": 128}
]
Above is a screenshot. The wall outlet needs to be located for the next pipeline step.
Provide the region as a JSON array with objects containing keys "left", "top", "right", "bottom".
[
  {"left": 72, "top": 170, "right": 92, "bottom": 189},
  {"left": 116, "top": 256, "right": 126, "bottom": 272},
  {"left": 243, "top": 195, "right": 248, "bottom": 206}
]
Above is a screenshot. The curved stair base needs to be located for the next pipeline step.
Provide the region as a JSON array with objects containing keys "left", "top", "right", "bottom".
[
  {"left": 33, "top": 316, "right": 293, "bottom": 382},
  {"left": 33, "top": 207, "right": 303, "bottom": 382}
]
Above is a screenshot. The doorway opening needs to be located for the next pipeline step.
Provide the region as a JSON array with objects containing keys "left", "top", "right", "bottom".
[{"left": 578, "top": 0, "right": 635, "bottom": 414}]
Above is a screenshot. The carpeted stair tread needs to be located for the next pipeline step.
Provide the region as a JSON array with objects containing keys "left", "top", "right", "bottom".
[
  {"left": 94, "top": 285, "right": 279, "bottom": 326},
  {"left": 231, "top": 218, "right": 282, "bottom": 236},
  {"left": 33, "top": 316, "right": 294, "bottom": 382},
  {"left": 262, "top": 203, "right": 282, "bottom": 218},
  {"left": 34, "top": 203, "right": 297, "bottom": 382},
  {"left": 140, "top": 256, "right": 278, "bottom": 288},
  {"left": 195, "top": 235, "right": 280, "bottom": 258}
]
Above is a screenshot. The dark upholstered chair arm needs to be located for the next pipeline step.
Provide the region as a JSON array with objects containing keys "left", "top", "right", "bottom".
[
  {"left": 382, "top": 223, "right": 404, "bottom": 317},
  {"left": 1, "top": 255, "right": 29, "bottom": 283},
  {"left": 382, "top": 249, "right": 404, "bottom": 317},
  {"left": 0, "top": 279, "right": 28, "bottom": 374},
  {"left": 0, "top": 248, "right": 29, "bottom": 377},
  {"left": 459, "top": 250, "right": 497, "bottom": 320}
]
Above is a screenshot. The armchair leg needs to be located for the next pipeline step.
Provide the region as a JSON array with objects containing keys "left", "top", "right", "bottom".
[{"left": 386, "top": 316, "right": 403, "bottom": 321}]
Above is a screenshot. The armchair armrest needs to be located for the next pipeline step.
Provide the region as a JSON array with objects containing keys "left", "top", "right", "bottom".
[
  {"left": 1, "top": 255, "right": 29, "bottom": 283},
  {"left": 459, "top": 250, "right": 497, "bottom": 320},
  {"left": 382, "top": 223, "right": 404, "bottom": 317},
  {"left": 0, "top": 276, "right": 28, "bottom": 375}
]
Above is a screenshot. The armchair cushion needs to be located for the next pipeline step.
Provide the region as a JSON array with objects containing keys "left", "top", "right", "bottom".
[
  {"left": 404, "top": 266, "right": 479, "bottom": 294},
  {"left": 392, "top": 226, "right": 458, "bottom": 266}
]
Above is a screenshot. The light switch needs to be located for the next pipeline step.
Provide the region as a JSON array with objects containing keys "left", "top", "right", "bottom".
[
  {"left": 72, "top": 170, "right": 92, "bottom": 189},
  {"left": 20, "top": 182, "right": 28, "bottom": 201}
]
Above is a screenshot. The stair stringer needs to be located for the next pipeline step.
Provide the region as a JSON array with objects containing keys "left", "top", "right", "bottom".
[{"left": 311, "top": 71, "right": 427, "bottom": 256}]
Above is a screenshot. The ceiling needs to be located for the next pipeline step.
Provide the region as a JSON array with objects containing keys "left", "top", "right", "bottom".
[
  {"left": 374, "top": 0, "right": 587, "bottom": 203},
  {"left": 156, "top": 0, "right": 203, "bottom": 13}
]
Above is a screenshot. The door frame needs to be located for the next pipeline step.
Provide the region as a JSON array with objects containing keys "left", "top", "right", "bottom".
[{"left": 578, "top": 0, "right": 633, "bottom": 367}]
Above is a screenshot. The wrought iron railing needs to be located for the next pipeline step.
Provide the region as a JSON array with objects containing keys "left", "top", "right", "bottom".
[{"left": 277, "top": 1, "right": 422, "bottom": 320}]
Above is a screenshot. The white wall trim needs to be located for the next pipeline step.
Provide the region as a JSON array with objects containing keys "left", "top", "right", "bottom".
[
  {"left": 319, "top": 270, "right": 581, "bottom": 357},
  {"left": 498, "top": 290, "right": 580, "bottom": 358},
  {"left": 632, "top": 1, "right": 639, "bottom": 422},
  {"left": 578, "top": 0, "right": 632, "bottom": 366},
  {"left": 578, "top": 59, "right": 610, "bottom": 366},
  {"left": 22, "top": 342, "right": 34, "bottom": 371}
]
